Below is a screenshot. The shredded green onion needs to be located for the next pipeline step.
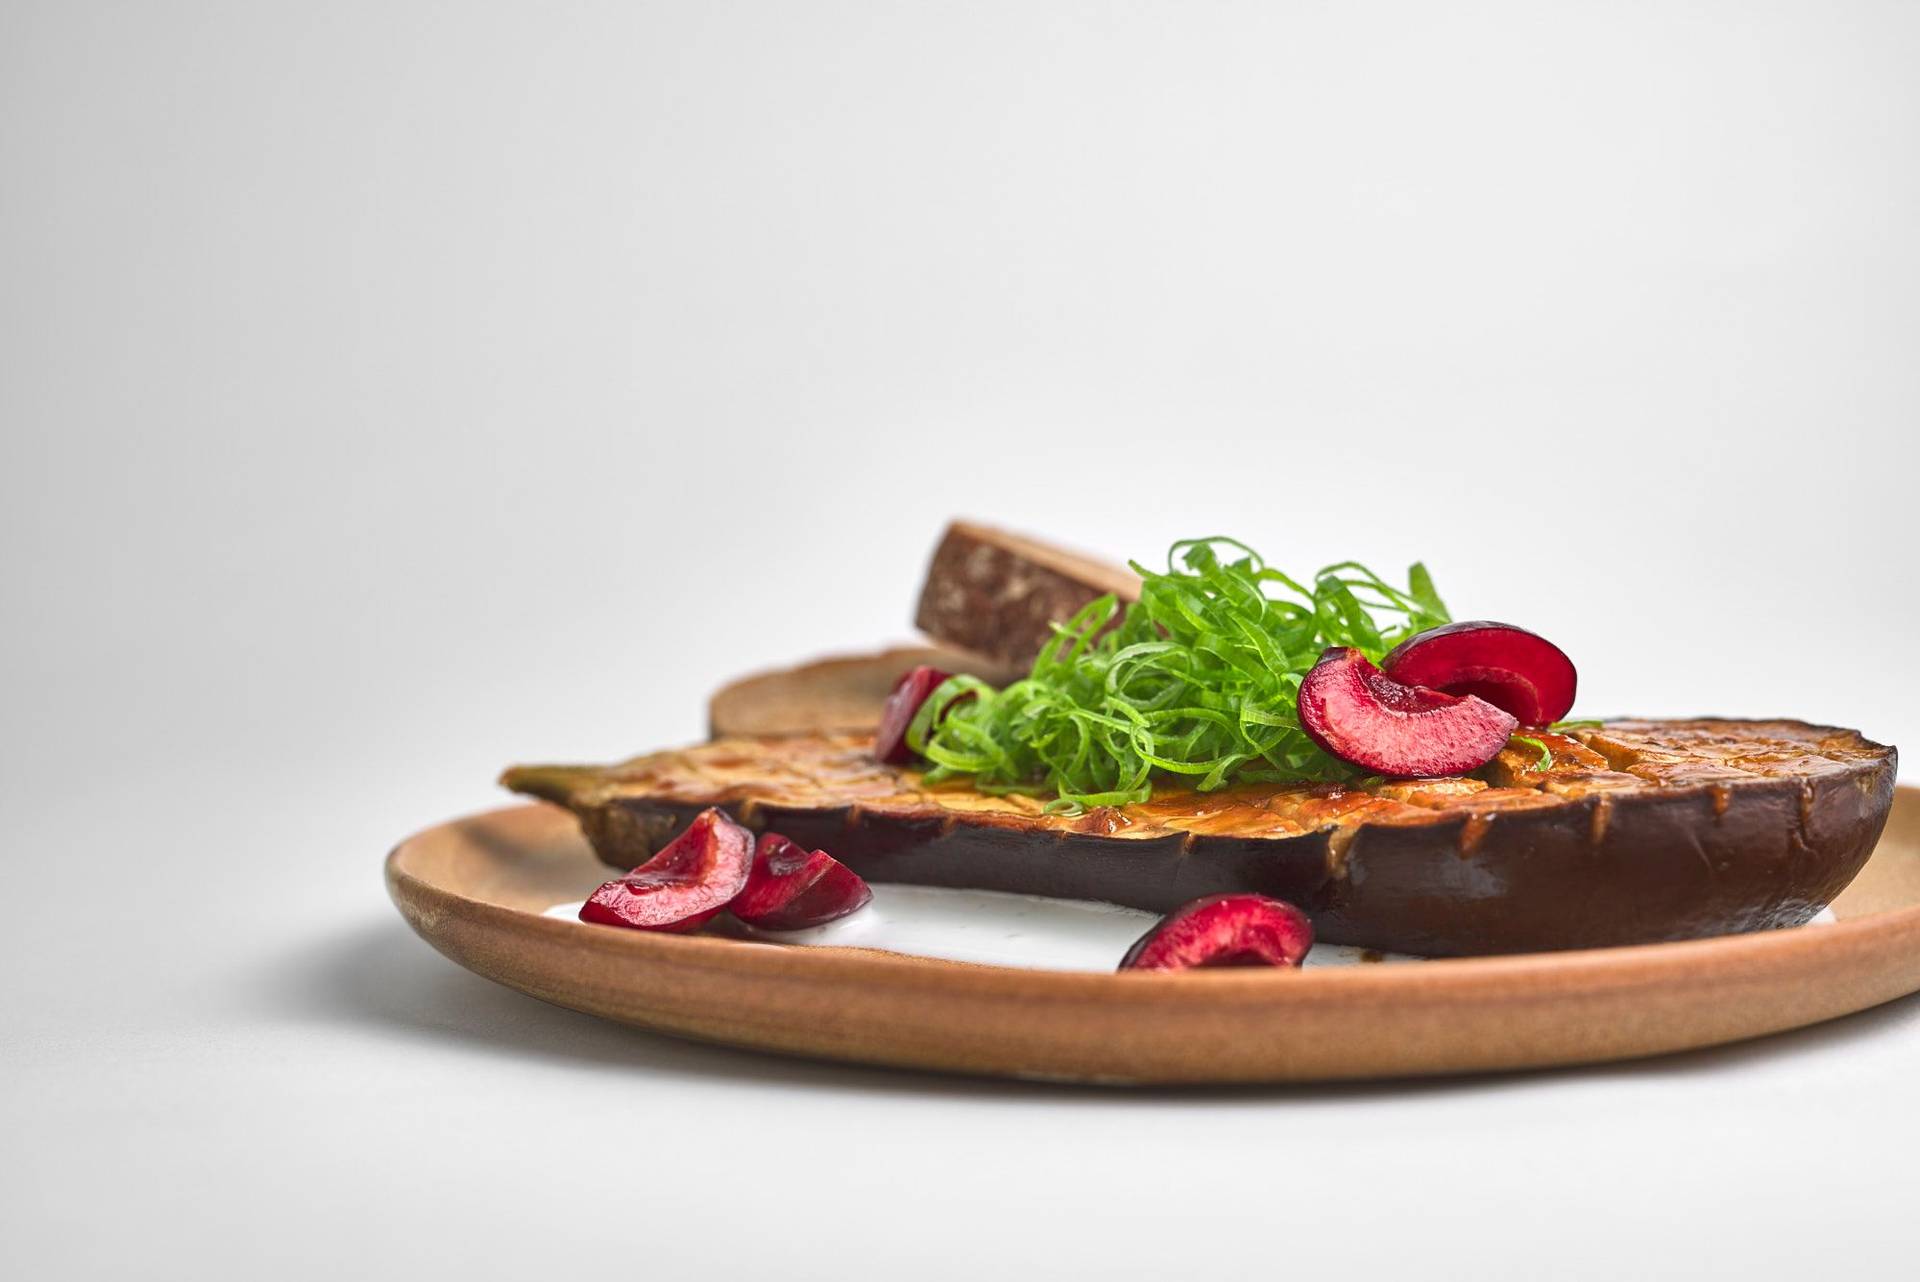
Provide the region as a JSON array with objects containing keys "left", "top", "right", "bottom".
[
  {"left": 914, "top": 537, "right": 1453, "bottom": 808},
  {"left": 1508, "top": 734, "right": 1553, "bottom": 771}
]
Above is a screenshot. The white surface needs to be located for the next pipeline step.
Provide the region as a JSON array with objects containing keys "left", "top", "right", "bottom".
[
  {"left": 5, "top": 3, "right": 1920, "bottom": 1279},
  {"left": 545, "top": 885, "right": 1414, "bottom": 970},
  {"left": 549, "top": 892, "right": 1835, "bottom": 969}
]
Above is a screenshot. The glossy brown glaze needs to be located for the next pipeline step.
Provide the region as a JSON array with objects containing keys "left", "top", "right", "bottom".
[{"left": 503, "top": 719, "right": 1895, "bottom": 956}]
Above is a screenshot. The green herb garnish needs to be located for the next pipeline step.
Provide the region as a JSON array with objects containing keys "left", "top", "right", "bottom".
[{"left": 909, "top": 537, "right": 1452, "bottom": 808}]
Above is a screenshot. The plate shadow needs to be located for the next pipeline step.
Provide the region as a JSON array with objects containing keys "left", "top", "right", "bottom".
[{"left": 263, "top": 914, "right": 1920, "bottom": 1103}]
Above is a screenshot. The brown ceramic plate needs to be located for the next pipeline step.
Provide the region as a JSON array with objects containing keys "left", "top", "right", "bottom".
[{"left": 386, "top": 788, "right": 1920, "bottom": 1085}]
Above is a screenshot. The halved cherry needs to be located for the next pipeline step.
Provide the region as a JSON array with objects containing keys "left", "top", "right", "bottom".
[
  {"left": 1297, "top": 647, "right": 1518, "bottom": 776},
  {"left": 1120, "top": 894, "right": 1314, "bottom": 971},
  {"left": 731, "top": 832, "right": 873, "bottom": 930},
  {"left": 1380, "top": 621, "right": 1576, "bottom": 725},
  {"left": 875, "top": 665, "right": 972, "bottom": 763},
  {"left": 579, "top": 807, "right": 754, "bottom": 932}
]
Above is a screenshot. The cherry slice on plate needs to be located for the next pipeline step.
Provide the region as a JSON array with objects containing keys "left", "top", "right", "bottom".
[
  {"left": 1120, "top": 894, "right": 1315, "bottom": 972},
  {"left": 1380, "top": 621, "right": 1577, "bottom": 726},
  {"left": 1297, "top": 647, "right": 1519, "bottom": 776},
  {"left": 731, "top": 832, "right": 873, "bottom": 931},
  {"left": 579, "top": 807, "right": 755, "bottom": 932}
]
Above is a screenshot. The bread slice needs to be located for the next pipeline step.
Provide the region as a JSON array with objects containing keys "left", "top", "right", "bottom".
[{"left": 912, "top": 521, "right": 1140, "bottom": 667}]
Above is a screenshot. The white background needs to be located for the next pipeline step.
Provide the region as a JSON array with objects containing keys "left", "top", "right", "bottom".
[{"left": 6, "top": 2, "right": 1919, "bottom": 1278}]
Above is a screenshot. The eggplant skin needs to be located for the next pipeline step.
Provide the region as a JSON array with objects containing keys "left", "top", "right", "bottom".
[{"left": 503, "top": 719, "right": 1896, "bottom": 957}]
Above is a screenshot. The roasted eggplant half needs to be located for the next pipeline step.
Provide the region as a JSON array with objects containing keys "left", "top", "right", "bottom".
[{"left": 504, "top": 719, "right": 1894, "bottom": 957}]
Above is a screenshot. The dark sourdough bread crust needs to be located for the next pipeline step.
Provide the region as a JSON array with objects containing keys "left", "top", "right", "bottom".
[
  {"left": 912, "top": 521, "right": 1141, "bottom": 668},
  {"left": 504, "top": 719, "right": 1895, "bottom": 957}
]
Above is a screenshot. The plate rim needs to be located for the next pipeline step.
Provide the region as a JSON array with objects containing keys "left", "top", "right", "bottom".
[{"left": 387, "top": 799, "right": 1920, "bottom": 1002}]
